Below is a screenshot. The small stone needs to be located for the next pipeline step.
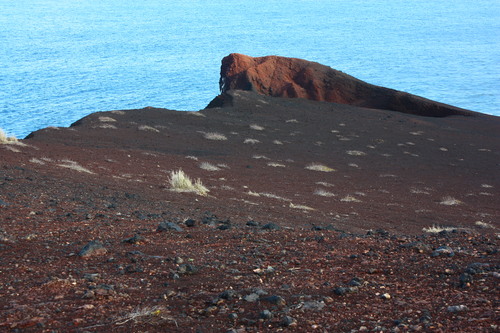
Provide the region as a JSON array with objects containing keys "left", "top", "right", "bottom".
[
  {"left": 246, "top": 220, "right": 259, "bottom": 227},
  {"left": 184, "top": 219, "right": 196, "bottom": 227},
  {"left": 459, "top": 273, "right": 473, "bottom": 288},
  {"left": 220, "top": 289, "right": 238, "bottom": 300},
  {"left": 122, "top": 234, "right": 144, "bottom": 244},
  {"left": 259, "top": 309, "right": 273, "bottom": 319},
  {"left": 281, "top": 315, "right": 297, "bottom": 327},
  {"left": 261, "top": 223, "right": 280, "bottom": 230},
  {"left": 204, "top": 305, "right": 218, "bottom": 315},
  {"left": 228, "top": 313, "right": 238, "bottom": 320},
  {"left": 302, "top": 301, "right": 325, "bottom": 311},
  {"left": 381, "top": 293, "right": 391, "bottom": 300},
  {"left": 174, "top": 256, "right": 184, "bottom": 264},
  {"left": 431, "top": 246, "right": 454, "bottom": 257},
  {"left": 157, "top": 221, "right": 183, "bottom": 232},
  {"left": 333, "top": 287, "right": 348, "bottom": 296},
  {"left": 177, "top": 264, "right": 198, "bottom": 275},
  {"left": 243, "top": 293, "right": 259, "bottom": 302},
  {"left": 262, "top": 295, "right": 286, "bottom": 306},
  {"left": 78, "top": 240, "right": 107, "bottom": 258},
  {"left": 447, "top": 305, "right": 468, "bottom": 313},
  {"left": 348, "top": 277, "right": 364, "bottom": 287}
]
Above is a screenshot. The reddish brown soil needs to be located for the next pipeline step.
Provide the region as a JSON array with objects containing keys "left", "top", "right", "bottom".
[{"left": 1, "top": 90, "right": 499, "bottom": 332}]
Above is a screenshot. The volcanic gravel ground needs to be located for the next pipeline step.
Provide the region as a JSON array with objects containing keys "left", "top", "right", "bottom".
[{"left": 0, "top": 90, "right": 499, "bottom": 332}]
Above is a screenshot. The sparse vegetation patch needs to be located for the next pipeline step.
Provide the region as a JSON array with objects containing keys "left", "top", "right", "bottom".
[
  {"left": 199, "top": 162, "right": 221, "bottom": 171},
  {"left": 306, "top": 163, "right": 335, "bottom": 172},
  {"left": 440, "top": 196, "right": 462, "bottom": 206},
  {"left": 422, "top": 225, "right": 457, "bottom": 233},
  {"left": 203, "top": 132, "right": 227, "bottom": 141},
  {"left": 168, "top": 169, "right": 209, "bottom": 196}
]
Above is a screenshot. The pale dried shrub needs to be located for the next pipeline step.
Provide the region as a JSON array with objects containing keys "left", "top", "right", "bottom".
[
  {"left": 115, "top": 305, "right": 176, "bottom": 326},
  {"left": 411, "top": 188, "right": 430, "bottom": 195},
  {"left": 204, "top": 132, "right": 227, "bottom": 141},
  {"left": 3, "top": 146, "right": 20, "bottom": 152},
  {"left": 474, "top": 221, "right": 495, "bottom": 229},
  {"left": 267, "top": 162, "right": 286, "bottom": 168},
  {"left": 0, "top": 129, "right": 18, "bottom": 144},
  {"left": 289, "top": 203, "right": 315, "bottom": 211},
  {"left": 169, "top": 169, "right": 208, "bottom": 196},
  {"left": 316, "top": 181, "right": 334, "bottom": 187},
  {"left": 348, "top": 163, "right": 359, "bottom": 168},
  {"left": 247, "top": 191, "right": 290, "bottom": 201},
  {"left": 305, "top": 163, "right": 335, "bottom": 172},
  {"left": 98, "top": 124, "right": 117, "bottom": 129},
  {"left": 340, "top": 195, "right": 361, "bottom": 203},
  {"left": 185, "top": 155, "right": 199, "bottom": 161},
  {"left": 199, "top": 162, "right": 221, "bottom": 171},
  {"left": 422, "top": 225, "right": 457, "bottom": 233},
  {"left": 481, "top": 184, "right": 493, "bottom": 188},
  {"left": 286, "top": 119, "right": 299, "bottom": 123},
  {"left": 29, "top": 158, "right": 46, "bottom": 165},
  {"left": 187, "top": 111, "right": 206, "bottom": 117},
  {"left": 273, "top": 140, "right": 283, "bottom": 145},
  {"left": 346, "top": 150, "right": 366, "bottom": 156},
  {"left": 314, "top": 189, "right": 336, "bottom": 197},
  {"left": 252, "top": 155, "right": 269, "bottom": 160},
  {"left": 111, "top": 110, "right": 126, "bottom": 115},
  {"left": 244, "top": 138, "right": 260, "bottom": 144},
  {"left": 440, "top": 196, "right": 462, "bottom": 206},
  {"left": 249, "top": 124, "right": 265, "bottom": 131},
  {"left": 57, "top": 159, "right": 94, "bottom": 174},
  {"left": 217, "top": 163, "right": 230, "bottom": 169},
  {"left": 138, "top": 125, "right": 160, "bottom": 133},
  {"left": 439, "top": 147, "right": 448, "bottom": 152},
  {"left": 98, "top": 116, "right": 116, "bottom": 122}
]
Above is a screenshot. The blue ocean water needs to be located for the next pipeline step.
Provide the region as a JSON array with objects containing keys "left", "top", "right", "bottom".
[{"left": 1, "top": 0, "right": 499, "bottom": 138}]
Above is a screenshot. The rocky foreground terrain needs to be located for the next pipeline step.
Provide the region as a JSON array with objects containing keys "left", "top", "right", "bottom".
[{"left": 1, "top": 55, "right": 499, "bottom": 332}]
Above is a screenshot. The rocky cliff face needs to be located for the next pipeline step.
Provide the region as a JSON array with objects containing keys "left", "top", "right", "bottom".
[{"left": 216, "top": 53, "right": 475, "bottom": 117}]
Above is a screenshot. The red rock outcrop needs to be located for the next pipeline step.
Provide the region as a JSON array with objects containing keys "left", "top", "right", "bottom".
[{"left": 218, "top": 53, "right": 475, "bottom": 117}]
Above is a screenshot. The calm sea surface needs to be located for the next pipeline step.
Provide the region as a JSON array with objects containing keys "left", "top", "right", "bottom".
[{"left": 1, "top": 0, "right": 499, "bottom": 138}]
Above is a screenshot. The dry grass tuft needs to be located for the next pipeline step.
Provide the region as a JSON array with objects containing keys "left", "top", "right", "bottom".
[
  {"left": 252, "top": 155, "right": 269, "bottom": 160},
  {"left": 267, "top": 162, "right": 286, "bottom": 168},
  {"left": 138, "top": 125, "right": 160, "bottom": 133},
  {"left": 314, "top": 189, "right": 336, "bottom": 197},
  {"left": 169, "top": 169, "right": 208, "bottom": 196},
  {"left": 340, "top": 195, "right": 362, "bottom": 203},
  {"left": 98, "top": 116, "right": 116, "bottom": 122},
  {"left": 474, "top": 221, "right": 495, "bottom": 229},
  {"left": 289, "top": 203, "right": 315, "bottom": 211},
  {"left": 346, "top": 150, "right": 366, "bottom": 156},
  {"left": 0, "top": 129, "right": 19, "bottom": 144},
  {"left": 204, "top": 132, "right": 227, "bottom": 141},
  {"left": 422, "top": 225, "right": 457, "bottom": 233},
  {"left": 247, "top": 191, "right": 290, "bottom": 201},
  {"left": 98, "top": 124, "right": 117, "bottom": 129},
  {"left": 244, "top": 138, "right": 260, "bottom": 144},
  {"left": 305, "top": 163, "right": 335, "bottom": 172},
  {"left": 57, "top": 159, "right": 94, "bottom": 174},
  {"left": 199, "top": 162, "right": 221, "bottom": 171},
  {"left": 273, "top": 140, "right": 283, "bottom": 145},
  {"left": 439, "top": 196, "right": 462, "bottom": 206},
  {"left": 115, "top": 305, "right": 176, "bottom": 326},
  {"left": 249, "top": 124, "right": 265, "bottom": 131}
]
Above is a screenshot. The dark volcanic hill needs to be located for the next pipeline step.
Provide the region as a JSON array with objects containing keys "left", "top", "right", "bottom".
[{"left": 0, "top": 56, "right": 499, "bottom": 332}]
